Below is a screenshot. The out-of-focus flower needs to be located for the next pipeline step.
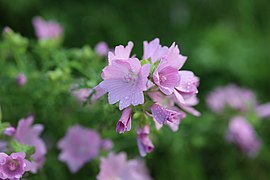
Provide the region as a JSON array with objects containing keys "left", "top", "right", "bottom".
[
  {"left": 0, "top": 141, "right": 7, "bottom": 152},
  {"left": 226, "top": 116, "right": 261, "bottom": 157},
  {"left": 0, "top": 152, "right": 31, "bottom": 179},
  {"left": 73, "top": 88, "right": 92, "bottom": 104},
  {"left": 14, "top": 116, "right": 46, "bottom": 173},
  {"left": 207, "top": 84, "right": 256, "bottom": 113},
  {"left": 255, "top": 103, "right": 270, "bottom": 119},
  {"left": 101, "top": 139, "right": 113, "bottom": 151},
  {"left": 3, "top": 26, "right": 12, "bottom": 34},
  {"left": 137, "top": 125, "right": 154, "bottom": 157},
  {"left": 97, "top": 152, "right": 151, "bottom": 180},
  {"left": 16, "top": 74, "right": 27, "bottom": 86},
  {"left": 58, "top": 125, "right": 101, "bottom": 173},
  {"left": 116, "top": 107, "right": 132, "bottom": 133},
  {"left": 95, "top": 41, "right": 110, "bottom": 57},
  {"left": 143, "top": 38, "right": 168, "bottom": 63},
  {"left": 108, "top": 42, "right": 133, "bottom": 65},
  {"left": 100, "top": 58, "right": 150, "bottom": 110},
  {"left": 3, "top": 127, "right": 16, "bottom": 136},
  {"left": 32, "top": 16, "right": 63, "bottom": 40}
]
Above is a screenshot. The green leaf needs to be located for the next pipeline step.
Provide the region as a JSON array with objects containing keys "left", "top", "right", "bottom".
[{"left": 10, "top": 140, "right": 35, "bottom": 158}]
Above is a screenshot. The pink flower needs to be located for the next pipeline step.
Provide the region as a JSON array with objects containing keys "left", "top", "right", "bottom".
[
  {"left": 58, "top": 125, "right": 101, "bottom": 173},
  {"left": 207, "top": 85, "right": 257, "bottom": 113},
  {"left": 32, "top": 16, "right": 63, "bottom": 40},
  {"left": 16, "top": 74, "right": 27, "bottom": 86},
  {"left": 174, "top": 71, "right": 199, "bottom": 104},
  {"left": 14, "top": 116, "right": 46, "bottom": 173},
  {"left": 97, "top": 152, "right": 151, "bottom": 180},
  {"left": 143, "top": 38, "right": 168, "bottom": 63},
  {"left": 0, "top": 152, "right": 31, "bottom": 179},
  {"left": 158, "top": 42, "right": 187, "bottom": 71},
  {"left": 255, "top": 103, "right": 270, "bottom": 119},
  {"left": 153, "top": 66, "right": 180, "bottom": 95},
  {"left": 226, "top": 116, "right": 261, "bottom": 157},
  {"left": 3, "top": 127, "right": 16, "bottom": 136},
  {"left": 137, "top": 125, "right": 154, "bottom": 157},
  {"left": 73, "top": 88, "right": 92, "bottom": 104},
  {"left": 116, "top": 107, "right": 132, "bottom": 133},
  {"left": 3, "top": 26, "right": 12, "bottom": 34},
  {"left": 101, "top": 139, "right": 113, "bottom": 151},
  {"left": 100, "top": 58, "right": 150, "bottom": 110},
  {"left": 150, "top": 103, "right": 186, "bottom": 131},
  {"left": 108, "top": 42, "right": 134, "bottom": 65},
  {"left": 95, "top": 41, "right": 110, "bottom": 57}
]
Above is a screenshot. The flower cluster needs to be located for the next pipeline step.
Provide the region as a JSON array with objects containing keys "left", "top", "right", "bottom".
[
  {"left": 0, "top": 152, "right": 31, "bottom": 179},
  {"left": 1, "top": 116, "right": 47, "bottom": 174},
  {"left": 97, "top": 152, "right": 151, "bottom": 180},
  {"left": 58, "top": 125, "right": 113, "bottom": 173},
  {"left": 207, "top": 84, "right": 270, "bottom": 157},
  {"left": 91, "top": 38, "right": 200, "bottom": 156}
]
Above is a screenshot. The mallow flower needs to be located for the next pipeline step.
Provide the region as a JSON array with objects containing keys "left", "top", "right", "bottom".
[
  {"left": 137, "top": 125, "right": 154, "bottom": 157},
  {"left": 150, "top": 103, "right": 186, "bottom": 131},
  {"left": 116, "top": 107, "right": 132, "bottom": 133},
  {"left": 226, "top": 116, "right": 261, "bottom": 157},
  {"left": 0, "top": 152, "right": 31, "bottom": 179},
  {"left": 97, "top": 152, "right": 151, "bottom": 180},
  {"left": 32, "top": 16, "right": 63, "bottom": 40},
  {"left": 95, "top": 41, "right": 110, "bottom": 57},
  {"left": 143, "top": 38, "right": 168, "bottom": 63},
  {"left": 206, "top": 84, "right": 257, "bottom": 113},
  {"left": 108, "top": 41, "right": 134, "bottom": 65},
  {"left": 100, "top": 58, "right": 150, "bottom": 110},
  {"left": 14, "top": 116, "right": 46, "bottom": 173},
  {"left": 58, "top": 125, "right": 101, "bottom": 173},
  {"left": 16, "top": 73, "right": 27, "bottom": 86},
  {"left": 174, "top": 71, "right": 199, "bottom": 103}
]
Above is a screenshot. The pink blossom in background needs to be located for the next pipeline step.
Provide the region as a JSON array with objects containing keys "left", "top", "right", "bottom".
[
  {"left": 3, "top": 26, "right": 12, "bottom": 34},
  {"left": 226, "top": 116, "right": 261, "bottom": 157},
  {"left": 0, "top": 141, "right": 7, "bottom": 152},
  {"left": 73, "top": 88, "right": 92, "bottom": 104},
  {"left": 14, "top": 116, "right": 46, "bottom": 173},
  {"left": 97, "top": 152, "right": 151, "bottom": 180},
  {"left": 16, "top": 74, "right": 27, "bottom": 86},
  {"left": 137, "top": 125, "right": 154, "bottom": 157},
  {"left": 108, "top": 41, "right": 134, "bottom": 65},
  {"left": 116, "top": 107, "right": 132, "bottom": 133},
  {"left": 3, "top": 127, "right": 16, "bottom": 136},
  {"left": 95, "top": 41, "right": 110, "bottom": 57},
  {"left": 58, "top": 125, "right": 101, "bottom": 173},
  {"left": 143, "top": 38, "right": 168, "bottom": 63},
  {"left": 32, "top": 16, "right": 63, "bottom": 40},
  {"left": 255, "top": 103, "right": 270, "bottom": 119},
  {"left": 100, "top": 58, "right": 150, "bottom": 110},
  {"left": 207, "top": 84, "right": 257, "bottom": 113},
  {"left": 101, "top": 139, "right": 113, "bottom": 151},
  {"left": 0, "top": 152, "right": 31, "bottom": 179}
]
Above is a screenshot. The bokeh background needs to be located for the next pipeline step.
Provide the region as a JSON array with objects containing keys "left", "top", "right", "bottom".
[{"left": 1, "top": 0, "right": 270, "bottom": 179}]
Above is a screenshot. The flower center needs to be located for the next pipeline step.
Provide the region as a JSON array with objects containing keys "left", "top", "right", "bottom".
[
  {"left": 124, "top": 71, "right": 138, "bottom": 85},
  {"left": 160, "top": 75, "right": 167, "bottom": 83},
  {"left": 8, "top": 160, "right": 18, "bottom": 171}
]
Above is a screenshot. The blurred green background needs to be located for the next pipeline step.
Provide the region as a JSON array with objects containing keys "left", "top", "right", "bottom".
[{"left": 1, "top": 0, "right": 270, "bottom": 179}]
